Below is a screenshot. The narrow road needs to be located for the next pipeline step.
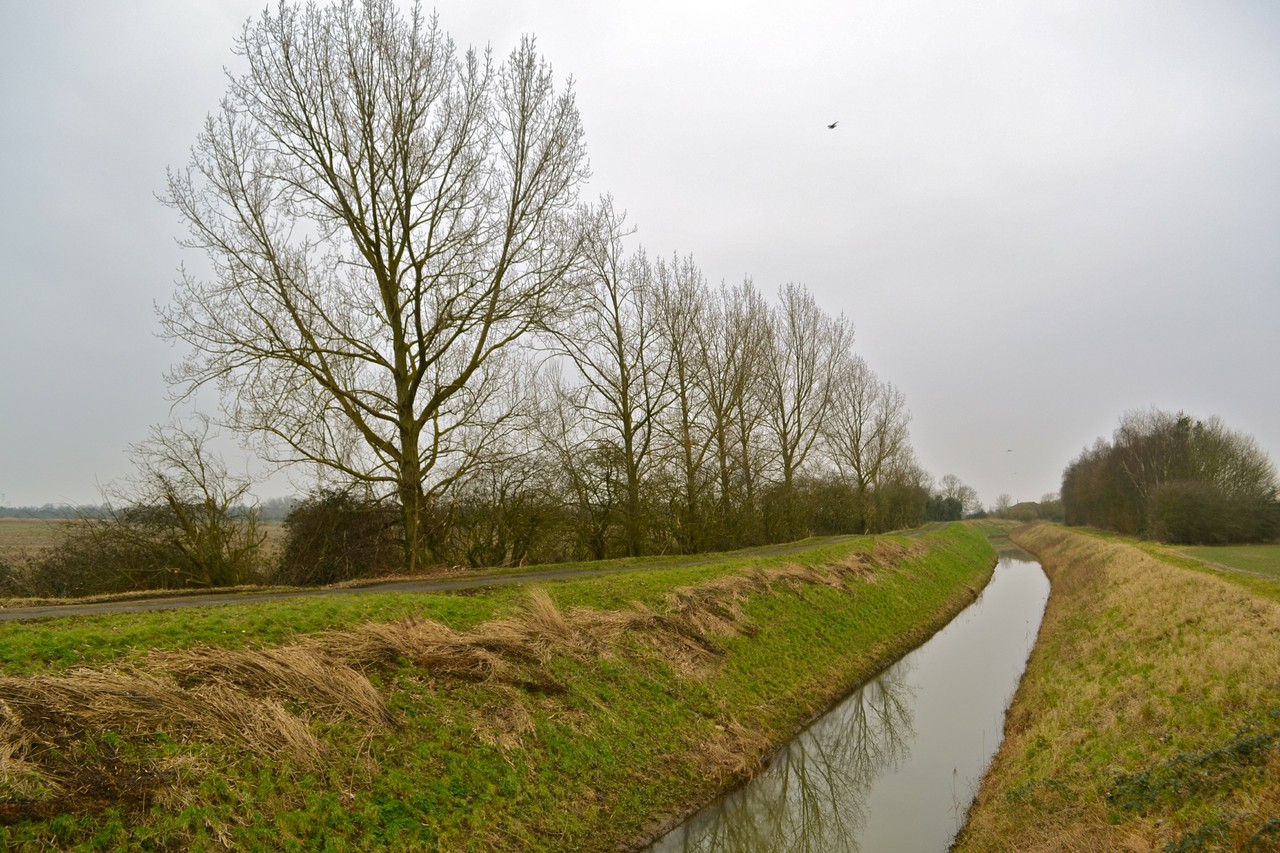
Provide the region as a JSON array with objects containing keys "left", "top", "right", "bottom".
[{"left": 0, "top": 533, "right": 892, "bottom": 623}]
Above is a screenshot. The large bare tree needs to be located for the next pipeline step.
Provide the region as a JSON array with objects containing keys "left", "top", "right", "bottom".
[
  {"left": 762, "top": 283, "right": 853, "bottom": 539},
  {"left": 693, "top": 279, "right": 771, "bottom": 546},
  {"left": 651, "top": 252, "right": 715, "bottom": 552},
  {"left": 824, "top": 354, "right": 912, "bottom": 533},
  {"left": 552, "top": 200, "right": 671, "bottom": 556},
  {"left": 160, "top": 1, "right": 589, "bottom": 570}
]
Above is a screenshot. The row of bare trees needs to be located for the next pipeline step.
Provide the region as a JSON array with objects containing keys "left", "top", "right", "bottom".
[
  {"left": 150, "top": 0, "right": 925, "bottom": 572},
  {"left": 481, "top": 225, "right": 920, "bottom": 563}
]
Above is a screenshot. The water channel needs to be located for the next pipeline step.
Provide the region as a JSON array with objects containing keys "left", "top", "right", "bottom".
[{"left": 644, "top": 554, "right": 1051, "bottom": 853}]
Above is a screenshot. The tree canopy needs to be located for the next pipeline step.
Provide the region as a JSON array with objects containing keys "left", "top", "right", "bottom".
[
  {"left": 161, "top": 0, "right": 589, "bottom": 569},
  {"left": 1061, "top": 409, "right": 1279, "bottom": 544}
]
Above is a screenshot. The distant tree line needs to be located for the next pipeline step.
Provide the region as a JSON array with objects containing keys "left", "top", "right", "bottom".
[
  {"left": 1061, "top": 409, "right": 1279, "bottom": 544},
  {"left": 0, "top": 497, "right": 297, "bottom": 522},
  {"left": 984, "top": 493, "right": 1063, "bottom": 523},
  {"left": 1, "top": 265, "right": 957, "bottom": 597},
  {"left": 0, "top": 505, "right": 110, "bottom": 520}
]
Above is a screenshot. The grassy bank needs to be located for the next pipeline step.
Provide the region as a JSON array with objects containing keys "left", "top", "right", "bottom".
[
  {"left": 956, "top": 524, "right": 1280, "bottom": 851},
  {"left": 0, "top": 525, "right": 991, "bottom": 851}
]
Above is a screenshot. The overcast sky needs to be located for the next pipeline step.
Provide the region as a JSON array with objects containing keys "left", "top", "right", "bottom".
[{"left": 2, "top": 0, "right": 1278, "bottom": 509}]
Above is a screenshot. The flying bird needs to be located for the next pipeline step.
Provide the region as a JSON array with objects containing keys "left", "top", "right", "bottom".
[{"left": 827, "top": 121, "right": 839, "bottom": 129}]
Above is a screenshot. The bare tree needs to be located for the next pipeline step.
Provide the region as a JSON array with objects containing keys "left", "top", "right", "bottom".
[
  {"left": 124, "top": 418, "right": 266, "bottom": 587},
  {"left": 693, "top": 280, "right": 772, "bottom": 547},
  {"left": 651, "top": 252, "right": 715, "bottom": 552},
  {"left": 552, "top": 200, "right": 671, "bottom": 556},
  {"left": 534, "top": 371, "right": 625, "bottom": 560},
  {"left": 824, "top": 354, "right": 911, "bottom": 533},
  {"left": 938, "top": 473, "right": 981, "bottom": 517},
  {"left": 37, "top": 419, "right": 265, "bottom": 596},
  {"left": 160, "top": 1, "right": 589, "bottom": 571},
  {"left": 762, "top": 283, "right": 853, "bottom": 539}
]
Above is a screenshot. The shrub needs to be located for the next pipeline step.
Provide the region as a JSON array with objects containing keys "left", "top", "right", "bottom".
[
  {"left": 275, "top": 491, "right": 402, "bottom": 586},
  {"left": 0, "top": 554, "right": 23, "bottom": 597},
  {"left": 1149, "top": 481, "right": 1280, "bottom": 545},
  {"left": 27, "top": 501, "right": 267, "bottom": 597}
]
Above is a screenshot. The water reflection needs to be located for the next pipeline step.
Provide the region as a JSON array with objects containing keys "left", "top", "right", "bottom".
[
  {"left": 645, "top": 558, "right": 1050, "bottom": 853},
  {"left": 653, "top": 665, "right": 915, "bottom": 853}
]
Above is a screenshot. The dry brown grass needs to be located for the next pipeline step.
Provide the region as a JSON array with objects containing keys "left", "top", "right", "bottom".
[
  {"left": 161, "top": 646, "right": 391, "bottom": 727},
  {"left": 313, "top": 617, "right": 510, "bottom": 683},
  {"left": 469, "top": 685, "right": 538, "bottom": 751},
  {"left": 0, "top": 670, "right": 313, "bottom": 761},
  {"left": 957, "top": 524, "right": 1280, "bottom": 851},
  {"left": 697, "top": 716, "right": 771, "bottom": 779},
  {"left": 0, "top": 665, "right": 326, "bottom": 822}
]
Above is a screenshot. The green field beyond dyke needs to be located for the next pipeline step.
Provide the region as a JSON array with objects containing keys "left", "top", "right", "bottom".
[
  {"left": 1175, "top": 542, "right": 1280, "bottom": 580},
  {"left": 0, "top": 525, "right": 993, "bottom": 851}
]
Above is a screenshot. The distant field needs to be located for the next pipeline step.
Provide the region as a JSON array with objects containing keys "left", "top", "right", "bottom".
[
  {"left": 1177, "top": 542, "right": 1280, "bottom": 579},
  {"left": 0, "top": 517, "right": 286, "bottom": 563},
  {"left": 0, "top": 517, "right": 78, "bottom": 560}
]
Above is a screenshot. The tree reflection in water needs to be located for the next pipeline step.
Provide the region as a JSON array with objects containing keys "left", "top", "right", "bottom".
[
  {"left": 648, "top": 663, "right": 915, "bottom": 853},
  {"left": 645, "top": 558, "right": 1052, "bottom": 852}
]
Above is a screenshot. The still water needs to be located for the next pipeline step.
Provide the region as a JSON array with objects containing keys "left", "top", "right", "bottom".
[{"left": 645, "top": 556, "right": 1050, "bottom": 853}]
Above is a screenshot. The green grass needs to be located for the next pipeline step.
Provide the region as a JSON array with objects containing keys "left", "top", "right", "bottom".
[
  {"left": 0, "top": 525, "right": 996, "bottom": 851},
  {"left": 0, "top": 535, "right": 868, "bottom": 677},
  {"left": 0, "top": 590, "right": 515, "bottom": 676},
  {"left": 1175, "top": 542, "right": 1280, "bottom": 578}
]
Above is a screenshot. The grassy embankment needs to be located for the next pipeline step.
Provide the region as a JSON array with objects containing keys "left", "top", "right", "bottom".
[
  {"left": 1, "top": 524, "right": 992, "bottom": 851},
  {"left": 956, "top": 523, "right": 1280, "bottom": 852}
]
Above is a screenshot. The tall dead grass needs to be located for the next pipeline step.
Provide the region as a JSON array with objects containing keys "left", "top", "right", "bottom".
[{"left": 957, "top": 524, "right": 1280, "bottom": 851}]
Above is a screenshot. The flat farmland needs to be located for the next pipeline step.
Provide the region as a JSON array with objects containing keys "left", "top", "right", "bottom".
[
  {"left": 0, "top": 517, "right": 77, "bottom": 561},
  {"left": 1176, "top": 542, "right": 1280, "bottom": 580},
  {"left": 0, "top": 517, "right": 287, "bottom": 565}
]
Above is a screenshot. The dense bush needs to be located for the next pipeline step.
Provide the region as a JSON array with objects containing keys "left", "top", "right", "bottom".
[
  {"left": 1062, "top": 409, "right": 1279, "bottom": 544},
  {"left": 0, "top": 554, "right": 21, "bottom": 597},
  {"left": 926, "top": 495, "right": 964, "bottom": 522},
  {"left": 1149, "top": 481, "right": 1280, "bottom": 545},
  {"left": 440, "top": 498, "right": 567, "bottom": 569},
  {"left": 275, "top": 491, "right": 402, "bottom": 585},
  {"left": 26, "top": 502, "right": 267, "bottom": 598}
]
